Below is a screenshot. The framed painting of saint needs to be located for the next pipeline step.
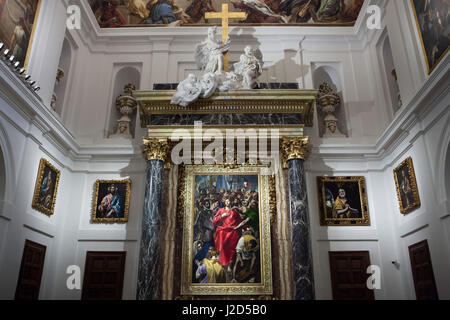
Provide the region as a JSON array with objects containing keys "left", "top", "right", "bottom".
[
  {"left": 317, "top": 176, "right": 370, "bottom": 226},
  {"left": 393, "top": 157, "right": 421, "bottom": 215},
  {"left": 0, "top": 0, "right": 42, "bottom": 68},
  {"left": 91, "top": 180, "right": 131, "bottom": 223},
  {"left": 179, "top": 165, "right": 273, "bottom": 296},
  {"left": 410, "top": 0, "right": 450, "bottom": 74},
  {"left": 32, "top": 158, "right": 60, "bottom": 216}
]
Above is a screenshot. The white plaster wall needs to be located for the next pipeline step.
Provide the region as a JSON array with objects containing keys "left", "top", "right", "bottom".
[{"left": 0, "top": 62, "right": 147, "bottom": 299}]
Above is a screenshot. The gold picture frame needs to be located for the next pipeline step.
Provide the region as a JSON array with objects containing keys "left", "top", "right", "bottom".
[
  {"left": 32, "top": 158, "right": 60, "bottom": 216},
  {"left": 91, "top": 179, "right": 131, "bottom": 223},
  {"left": 393, "top": 157, "right": 421, "bottom": 215},
  {"left": 317, "top": 176, "right": 370, "bottom": 226},
  {"left": 24, "top": 0, "right": 42, "bottom": 68},
  {"left": 180, "top": 165, "right": 273, "bottom": 296},
  {"left": 410, "top": 0, "right": 450, "bottom": 74},
  {"left": 0, "top": 0, "right": 42, "bottom": 68}
]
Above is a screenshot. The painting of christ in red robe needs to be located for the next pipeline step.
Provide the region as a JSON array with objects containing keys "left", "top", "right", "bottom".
[
  {"left": 192, "top": 174, "right": 260, "bottom": 284},
  {"left": 213, "top": 199, "right": 249, "bottom": 267}
]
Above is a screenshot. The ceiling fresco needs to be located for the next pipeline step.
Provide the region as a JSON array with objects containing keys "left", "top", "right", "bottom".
[{"left": 88, "top": 0, "right": 365, "bottom": 28}]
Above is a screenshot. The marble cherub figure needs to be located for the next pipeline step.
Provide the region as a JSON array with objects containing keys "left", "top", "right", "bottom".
[
  {"left": 233, "top": 45, "right": 263, "bottom": 89},
  {"left": 171, "top": 74, "right": 202, "bottom": 107}
]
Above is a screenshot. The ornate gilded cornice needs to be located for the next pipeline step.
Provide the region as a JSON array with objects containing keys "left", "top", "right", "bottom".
[
  {"left": 143, "top": 138, "right": 171, "bottom": 162},
  {"left": 134, "top": 89, "right": 317, "bottom": 127},
  {"left": 281, "top": 136, "right": 309, "bottom": 166}
]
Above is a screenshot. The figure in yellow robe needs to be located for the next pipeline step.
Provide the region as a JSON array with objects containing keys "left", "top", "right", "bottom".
[
  {"left": 332, "top": 188, "right": 359, "bottom": 218},
  {"left": 195, "top": 248, "right": 226, "bottom": 283},
  {"left": 126, "top": 0, "right": 150, "bottom": 19}
]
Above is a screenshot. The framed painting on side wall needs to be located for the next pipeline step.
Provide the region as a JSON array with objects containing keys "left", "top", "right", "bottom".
[
  {"left": 32, "top": 158, "right": 61, "bottom": 216},
  {"left": 317, "top": 176, "right": 370, "bottom": 226},
  {"left": 91, "top": 180, "right": 131, "bottom": 223},
  {"left": 410, "top": 0, "right": 450, "bottom": 74},
  {"left": 393, "top": 157, "right": 421, "bottom": 215},
  {"left": 0, "top": 0, "right": 42, "bottom": 68}
]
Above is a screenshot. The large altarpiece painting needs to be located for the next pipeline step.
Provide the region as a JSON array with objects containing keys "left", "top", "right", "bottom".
[{"left": 179, "top": 165, "right": 273, "bottom": 295}]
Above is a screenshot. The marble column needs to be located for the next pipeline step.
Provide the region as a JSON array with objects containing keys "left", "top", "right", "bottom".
[
  {"left": 281, "top": 137, "right": 315, "bottom": 300},
  {"left": 137, "top": 138, "right": 170, "bottom": 300}
]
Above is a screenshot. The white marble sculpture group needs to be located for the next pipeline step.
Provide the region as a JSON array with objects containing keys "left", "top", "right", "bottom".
[{"left": 171, "top": 27, "right": 263, "bottom": 107}]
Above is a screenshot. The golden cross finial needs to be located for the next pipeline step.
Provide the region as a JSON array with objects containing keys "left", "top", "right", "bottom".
[{"left": 205, "top": 4, "right": 246, "bottom": 71}]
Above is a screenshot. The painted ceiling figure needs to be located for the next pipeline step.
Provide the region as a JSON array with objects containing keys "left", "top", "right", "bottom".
[
  {"left": 171, "top": 1, "right": 193, "bottom": 24},
  {"left": 230, "top": 0, "right": 288, "bottom": 24},
  {"left": 280, "top": 0, "right": 320, "bottom": 23},
  {"left": 316, "top": 0, "right": 341, "bottom": 21},
  {"left": 185, "top": 0, "right": 216, "bottom": 23},
  {"left": 144, "top": 0, "right": 178, "bottom": 24},
  {"left": 97, "top": 0, "right": 126, "bottom": 28},
  {"left": 126, "top": 0, "right": 150, "bottom": 19},
  {"left": 339, "top": 0, "right": 365, "bottom": 21}
]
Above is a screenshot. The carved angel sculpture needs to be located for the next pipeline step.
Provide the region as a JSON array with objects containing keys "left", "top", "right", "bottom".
[
  {"left": 171, "top": 74, "right": 202, "bottom": 107},
  {"left": 195, "top": 26, "right": 231, "bottom": 74},
  {"left": 219, "top": 72, "right": 242, "bottom": 92},
  {"left": 233, "top": 46, "right": 263, "bottom": 89},
  {"left": 200, "top": 73, "right": 219, "bottom": 98}
]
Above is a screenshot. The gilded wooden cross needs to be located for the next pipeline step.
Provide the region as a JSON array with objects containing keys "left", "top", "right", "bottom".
[{"left": 205, "top": 3, "right": 246, "bottom": 71}]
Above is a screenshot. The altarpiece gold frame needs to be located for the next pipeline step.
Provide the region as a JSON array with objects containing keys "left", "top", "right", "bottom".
[{"left": 180, "top": 165, "right": 273, "bottom": 296}]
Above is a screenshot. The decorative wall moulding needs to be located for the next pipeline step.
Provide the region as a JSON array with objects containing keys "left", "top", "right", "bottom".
[{"left": 134, "top": 89, "right": 317, "bottom": 127}]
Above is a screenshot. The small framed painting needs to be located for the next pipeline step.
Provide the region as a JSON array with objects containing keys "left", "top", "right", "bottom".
[
  {"left": 317, "top": 176, "right": 370, "bottom": 226},
  {"left": 0, "top": 0, "right": 42, "bottom": 68},
  {"left": 91, "top": 180, "right": 131, "bottom": 223},
  {"left": 394, "top": 157, "right": 421, "bottom": 215},
  {"left": 32, "top": 158, "right": 60, "bottom": 216},
  {"left": 410, "top": 0, "right": 450, "bottom": 74}
]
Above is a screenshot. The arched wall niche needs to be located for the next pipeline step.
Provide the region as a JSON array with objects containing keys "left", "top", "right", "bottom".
[
  {"left": 0, "top": 122, "right": 15, "bottom": 212},
  {"left": 312, "top": 64, "right": 348, "bottom": 137},
  {"left": 377, "top": 30, "right": 402, "bottom": 118},
  {"left": 434, "top": 115, "right": 450, "bottom": 211},
  {"left": 107, "top": 65, "right": 141, "bottom": 138},
  {"left": 53, "top": 36, "right": 73, "bottom": 117}
]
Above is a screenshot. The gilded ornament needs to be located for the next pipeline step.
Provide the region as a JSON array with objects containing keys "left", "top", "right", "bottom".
[
  {"left": 281, "top": 136, "right": 309, "bottom": 166},
  {"left": 143, "top": 138, "right": 171, "bottom": 162}
]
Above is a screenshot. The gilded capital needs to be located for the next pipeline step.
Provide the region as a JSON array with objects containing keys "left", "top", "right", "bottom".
[
  {"left": 143, "top": 138, "right": 171, "bottom": 162},
  {"left": 281, "top": 137, "right": 309, "bottom": 165}
]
